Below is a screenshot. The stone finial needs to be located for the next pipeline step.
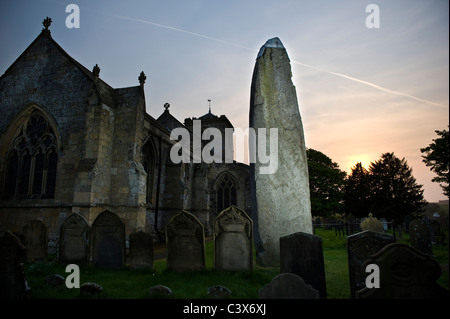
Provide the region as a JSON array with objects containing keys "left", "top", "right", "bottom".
[
  {"left": 42, "top": 17, "right": 52, "bottom": 34},
  {"left": 164, "top": 103, "right": 170, "bottom": 111},
  {"left": 92, "top": 64, "right": 100, "bottom": 78},
  {"left": 139, "top": 71, "right": 146, "bottom": 86}
]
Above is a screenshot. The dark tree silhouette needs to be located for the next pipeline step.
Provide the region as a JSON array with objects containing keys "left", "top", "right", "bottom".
[{"left": 420, "top": 126, "right": 449, "bottom": 197}]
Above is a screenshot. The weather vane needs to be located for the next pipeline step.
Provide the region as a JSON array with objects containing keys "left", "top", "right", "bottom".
[{"left": 207, "top": 99, "right": 211, "bottom": 113}]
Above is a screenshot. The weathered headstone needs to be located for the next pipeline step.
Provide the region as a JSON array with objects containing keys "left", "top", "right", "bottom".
[
  {"left": 128, "top": 231, "right": 153, "bottom": 269},
  {"left": 213, "top": 205, "right": 253, "bottom": 271},
  {"left": 360, "top": 213, "right": 383, "bottom": 233},
  {"left": 90, "top": 211, "right": 125, "bottom": 269},
  {"left": 409, "top": 218, "right": 432, "bottom": 255},
  {"left": 23, "top": 219, "right": 48, "bottom": 262},
  {"left": 280, "top": 232, "right": 327, "bottom": 299},
  {"left": 347, "top": 230, "right": 394, "bottom": 299},
  {"left": 259, "top": 273, "right": 319, "bottom": 299},
  {"left": 249, "top": 37, "right": 312, "bottom": 267},
  {"left": 0, "top": 231, "right": 30, "bottom": 299},
  {"left": 356, "top": 243, "right": 449, "bottom": 299},
  {"left": 59, "top": 213, "right": 89, "bottom": 265},
  {"left": 165, "top": 211, "right": 205, "bottom": 272}
]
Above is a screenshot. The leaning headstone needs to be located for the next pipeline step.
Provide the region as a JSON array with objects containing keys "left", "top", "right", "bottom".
[
  {"left": 59, "top": 213, "right": 89, "bottom": 265},
  {"left": 165, "top": 211, "right": 205, "bottom": 272},
  {"left": 213, "top": 205, "right": 253, "bottom": 271},
  {"left": 280, "top": 232, "right": 327, "bottom": 299},
  {"left": 128, "top": 231, "right": 153, "bottom": 269},
  {"left": 409, "top": 218, "right": 432, "bottom": 255},
  {"left": 90, "top": 211, "right": 125, "bottom": 269},
  {"left": 0, "top": 231, "right": 30, "bottom": 299},
  {"left": 249, "top": 37, "right": 313, "bottom": 267},
  {"left": 23, "top": 220, "right": 48, "bottom": 262},
  {"left": 360, "top": 213, "right": 383, "bottom": 233},
  {"left": 356, "top": 243, "right": 449, "bottom": 299},
  {"left": 347, "top": 230, "right": 394, "bottom": 299},
  {"left": 259, "top": 273, "right": 319, "bottom": 299}
]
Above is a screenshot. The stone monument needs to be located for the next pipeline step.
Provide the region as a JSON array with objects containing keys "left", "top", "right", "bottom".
[
  {"left": 259, "top": 273, "right": 319, "bottom": 299},
  {"left": 22, "top": 219, "right": 48, "bottom": 262},
  {"left": 59, "top": 213, "right": 89, "bottom": 265},
  {"left": 355, "top": 243, "right": 449, "bottom": 299},
  {"left": 90, "top": 210, "right": 125, "bottom": 269},
  {"left": 346, "top": 230, "right": 394, "bottom": 298},
  {"left": 249, "top": 37, "right": 312, "bottom": 266},
  {"left": 280, "top": 232, "right": 327, "bottom": 298},
  {"left": 213, "top": 205, "right": 253, "bottom": 271},
  {"left": 165, "top": 210, "right": 205, "bottom": 272}
]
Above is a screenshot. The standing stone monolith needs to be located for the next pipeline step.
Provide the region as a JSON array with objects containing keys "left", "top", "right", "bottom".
[{"left": 249, "top": 37, "right": 312, "bottom": 267}]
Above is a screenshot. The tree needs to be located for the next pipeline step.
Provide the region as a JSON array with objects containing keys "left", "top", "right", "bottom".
[
  {"left": 368, "top": 152, "right": 427, "bottom": 223},
  {"left": 343, "top": 162, "right": 371, "bottom": 218},
  {"left": 306, "top": 148, "right": 347, "bottom": 217},
  {"left": 420, "top": 126, "right": 449, "bottom": 197}
]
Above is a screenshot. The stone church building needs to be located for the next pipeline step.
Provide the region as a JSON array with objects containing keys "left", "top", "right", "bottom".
[{"left": 0, "top": 19, "right": 250, "bottom": 243}]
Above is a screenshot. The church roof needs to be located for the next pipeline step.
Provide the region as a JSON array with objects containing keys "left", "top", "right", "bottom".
[
  {"left": 0, "top": 18, "right": 142, "bottom": 110},
  {"left": 156, "top": 108, "right": 186, "bottom": 132}
]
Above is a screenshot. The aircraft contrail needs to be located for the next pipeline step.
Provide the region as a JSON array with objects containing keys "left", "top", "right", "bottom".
[{"left": 112, "top": 13, "right": 447, "bottom": 109}]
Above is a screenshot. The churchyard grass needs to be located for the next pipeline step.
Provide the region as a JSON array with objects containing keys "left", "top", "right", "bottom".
[{"left": 25, "top": 227, "right": 448, "bottom": 299}]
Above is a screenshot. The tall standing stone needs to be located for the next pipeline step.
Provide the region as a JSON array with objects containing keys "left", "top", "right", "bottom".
[{"left": 249, "top": 37, "right": 312, "bottom": 266}]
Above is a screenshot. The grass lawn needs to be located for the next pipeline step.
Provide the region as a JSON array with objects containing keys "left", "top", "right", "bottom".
[{"left": 25, "top": 228, "right": 448, "bottom": 299}]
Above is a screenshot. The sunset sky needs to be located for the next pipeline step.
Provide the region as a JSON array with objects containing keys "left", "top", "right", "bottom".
[{"left": 1, "top": 0, "right": 448, "bottom": 203}]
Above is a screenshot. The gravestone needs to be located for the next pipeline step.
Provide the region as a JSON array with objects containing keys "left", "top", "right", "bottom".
[
  {"left": 356, "top": 243, "right": 449, "bottom": 299},
  {"left": 213, "top": 206, "right": 253, "bottom": 271},
  {"left": 409, "top": 218, "right": 432, "bottom": 255},
  {"left": 347, "top": 230, "right": 394, "bottom": 299},
  {"left": 249, "top": 37, "right": 313, "bottom": 267},
  {"left": 165, "top": 211, "right": 205, "bottom": 272},
  {"left": 90, "top": 211, "right": 125, "bottom": 269},
  {"left": 0, "top": 231, "right": 30, "bottom": 299},
  {"left": 259, "top": 273, "right": 319, "bottom": 299},
  {"left": 128, "top": 231, "right": 153, "bottom": 269},
  {"left": 23, "top": 219, "right": 48, "bottom": 262},
  {"left": 59, "top": 213, "right": 89, "bottom": 264},
  {"left": 280, "top": 232, "right": 327, "bottom": 299}
]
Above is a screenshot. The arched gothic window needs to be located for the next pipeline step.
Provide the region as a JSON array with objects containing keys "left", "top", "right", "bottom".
[
  {"left": 215, "top": 173, "right": 237, "bottom": 213},
  {"left": 5, "top": 112, "right": 58, "bottom": 199}
]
